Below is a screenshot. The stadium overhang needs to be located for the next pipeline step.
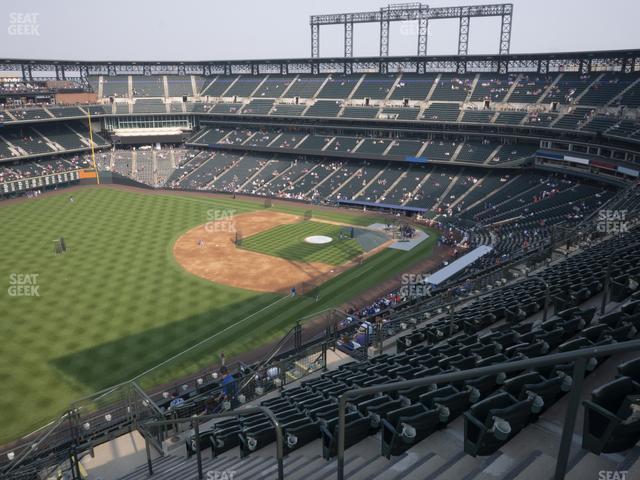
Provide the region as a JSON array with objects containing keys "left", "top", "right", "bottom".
[{"left": 0, "top": 48, "right": 639, "bottom": 82}]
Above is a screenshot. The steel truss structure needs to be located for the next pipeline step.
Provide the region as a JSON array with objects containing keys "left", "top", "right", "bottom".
[
  {"left": 1, "top": 49, "right": 638, "bottom": 82},
  {"left": 309, "top": 3, "right": 513, "bottom": 62}
]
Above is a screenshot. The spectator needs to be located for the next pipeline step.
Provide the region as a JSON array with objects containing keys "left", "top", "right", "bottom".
[
  {"left": 220, "top": 366, "right": 238, "bottom": 408},
  {"left": 169, "top": 392, "right": 184, "bottom": 409}
]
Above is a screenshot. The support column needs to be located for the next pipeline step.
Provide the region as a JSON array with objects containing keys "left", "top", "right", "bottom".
[
  {"left": 380, "top": 17, "right": 390, "bottom": 57},
  {"left": 344, "top": 18, "right": 353, "bottom": 58},
  {"left": 311, "top": 23, "right": 320, "bottom": 58},
  {"left": 458, "top": 15, "right": 470, "bottom": 56},
  {"left": 417, "top": 8, "right": 428, "bottom": 57},
  {"left": 500, "top": 5, "right": 513, "bottom": 55}
]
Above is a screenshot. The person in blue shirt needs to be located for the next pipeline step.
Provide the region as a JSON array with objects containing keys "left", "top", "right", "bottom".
[
  {"left": 169, "top": 392, "right": 184, "bottom": 410},
  {"left": 220, "top": 366, "right": 238, "bottom": 408}
]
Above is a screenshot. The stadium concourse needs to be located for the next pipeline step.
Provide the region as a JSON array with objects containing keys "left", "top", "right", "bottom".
[{"left": 2, "top": 17, "right": 640, "bottom": 480}]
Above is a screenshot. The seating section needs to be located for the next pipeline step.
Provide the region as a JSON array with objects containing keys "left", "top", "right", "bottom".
[
  {"left": 47, "top": 106, "right": 85, "bottom": 118},
  {"left": 252, "top": 76, "right": 295, "bottom": 98},
  {"left": 225, "top": 76, "right": 266, "bottom": 98},
  {"left": 270, "top": 104, "right": 306, "bottom": 116},
  {"left": 578, "top": 74, "right": 633, "bottom": 106},
  {"left": 351, "top": 75, "right": 397, "bottom": 100},
  {"left": 35, "top": 123, "right": 87, "bottom": 150},
  {"left": 1, "top": 156, "right": 89, "bottom": 184},
  {"left": 241, "top": 99, "right": 274, "bottom": 115},
  {"left": 390, "top": 74, "right": 436, "bottom": 100},
  {"left": 553, "top": 107, "right": 594, "bottom": 130},
  {"left": 470, "top": 74, "right": 517, "bottom": 102},
  {"left": 283, "top": 75, "right": 327, "bottom": 98},
  {"left": 508, "top": 74, "right": 555, "bottom": 103},
  {"left": 380, "top": 107, "right": 420, "bottom": 120},
  {"left": 166, "top": 75, "right": 194, "bottom": 97},
  {"left": 545, "top": 73, "right": 595, "bottom": 104},
  {"left": 9, "top": 107, "right": 52, "bottom": 121},
  {"left": 210, "top": 102, "right": 243, "bottom": 114},
  {"left": 131, "top": 75, "right": 164, "bottom": 97},
  {"left": 422, "top": 102, "right": 460, "bottom": 122},
  {"left": 494, "top": 111, "right": 527, "bottom": 125},
  {"left": 201, "top": 76, "right": 237, "bottom": 97},
  {"left": 430, "top": 74, "right": 474, "bottom": 102},
  {"left": 461, "top": 110, "right": 495, "bottom": 124},
  {"left": 102, "top": 76, "right": 129, "bottom": 98},
  {"left": 132, "top": 99, "right": 166, "bottom": 114},
  {"left": 316, "top": 75, "right": 359, "bottom": 99},
  {"left": 304, "top": 100, "right": 342, "bottom": 117},
  {"left": 456, "top": 141, "right": 497, "bottom": 163},
  {"left": 341, "top": 106, "right": 379, "bottom": 119}
]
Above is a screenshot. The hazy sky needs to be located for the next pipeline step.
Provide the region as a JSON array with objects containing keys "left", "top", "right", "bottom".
[{"left": 1, "top": 0, "right": 638, "bottom": 61}]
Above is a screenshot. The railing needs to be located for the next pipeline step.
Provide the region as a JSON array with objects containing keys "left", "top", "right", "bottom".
[
  {"left": 142, "top": 406, "right": 284, "bottom": 480},
  {"left": 600, "top": 241, "right": 640, "bottom": 314},
  {"left": 335, "top": 338, "right": 640, "bottom": 480},
  {"left": 0, "top": 341, "right": 327, "bottom": 479}
]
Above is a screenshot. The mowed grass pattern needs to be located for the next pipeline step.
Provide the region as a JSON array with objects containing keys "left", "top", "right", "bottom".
[
  {"left": 0, "top": 187, "right": 437, "bottom": 443},
  {"left": 240, "top": 221, "right": 364, "bottom": 265}
]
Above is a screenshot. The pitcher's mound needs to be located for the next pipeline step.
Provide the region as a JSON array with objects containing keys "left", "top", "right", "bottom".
[{"left": 304, "top": 235, "right": 333, "bottom": 245}]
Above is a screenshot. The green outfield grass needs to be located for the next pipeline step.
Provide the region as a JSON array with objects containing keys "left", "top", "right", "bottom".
[
  {"left": 0, "top": 187, "right": 438, "bottom": 443},
  {"left": 240, "top": 221, "right": 364, "bottom": 265}
]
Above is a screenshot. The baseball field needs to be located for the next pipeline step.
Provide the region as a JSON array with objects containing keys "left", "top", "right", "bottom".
[{"left": 0, "top": 186, "right": 439, "bottom": 443}]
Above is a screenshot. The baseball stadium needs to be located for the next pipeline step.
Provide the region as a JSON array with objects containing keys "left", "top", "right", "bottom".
[{"left": 1, "top": 1, "right": 640, "bottom": 479}]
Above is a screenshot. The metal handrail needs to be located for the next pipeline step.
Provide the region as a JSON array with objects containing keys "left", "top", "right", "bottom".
[
  {"left": 1, "top": 412, "right": 70, "bottom": 476},
  {"left": 600, "top": 241, "right": 640, "bottom": 314},
  {"left": 142, "top": 406, "right": 284, "bottom": 480},
  {"left": 336, "top": 338, "right": 640, "bottom": 480}
]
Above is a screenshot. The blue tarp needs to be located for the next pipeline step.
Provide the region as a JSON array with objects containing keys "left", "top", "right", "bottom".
[{"left": 405, "top": 156, "right": 428, "bottom": 163}]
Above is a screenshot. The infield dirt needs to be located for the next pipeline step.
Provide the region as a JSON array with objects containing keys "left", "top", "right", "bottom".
[{"left": 173, "top": 210, "right": 392, "bottom": 293}]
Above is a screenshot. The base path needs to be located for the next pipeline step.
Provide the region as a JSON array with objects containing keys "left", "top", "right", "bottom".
[{"left": 173, "top": 210, "right": 362, "bottom": 293}]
